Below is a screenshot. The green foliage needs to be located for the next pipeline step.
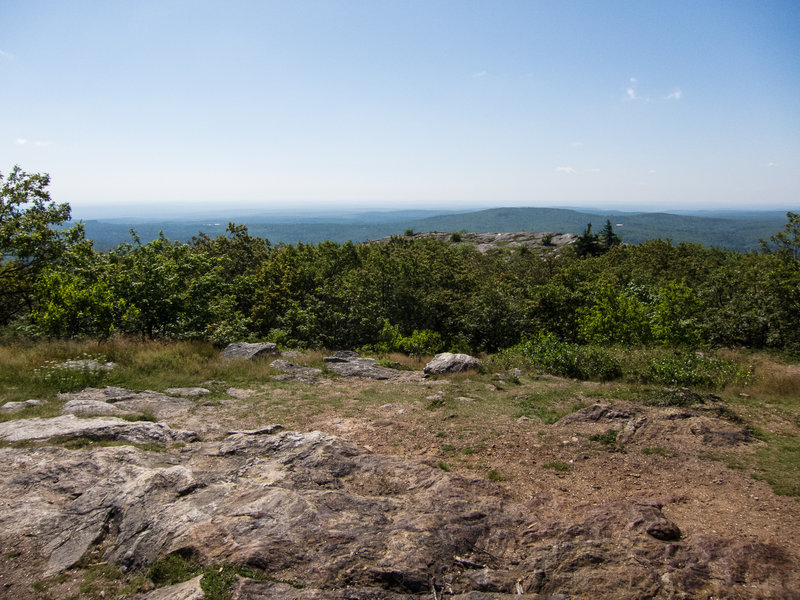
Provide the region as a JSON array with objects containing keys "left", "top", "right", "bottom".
[
  {"left": 761, "top": 211, "right": 800, "bottom": 259},
  {"left": 0, "top": 166, "right": 85, "bottom": 325},
  {"left": 3, "top": 171, "right": 799, "bottom": 355},
  {"left": 639, "top": 351, "right": 751, "bottom": 388},
  {"left": 402, "top": 329, "right": 444, "bottom": 356},
  {"left": 499, "top": 333, "right": 622, "bottom": 381}
]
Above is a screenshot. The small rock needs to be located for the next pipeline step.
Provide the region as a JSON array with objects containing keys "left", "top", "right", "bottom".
[{"left": 455, "top": 397, "right": 475, "bottom": 402}]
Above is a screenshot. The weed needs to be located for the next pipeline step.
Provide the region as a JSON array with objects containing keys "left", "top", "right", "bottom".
[
  {"left": 542, "top": 461, "right": 572, "bottom": 472},
  {"left": 460, "top": 446, "right": 475, "bottom": 455},
  {"left": 437, "top": 461, "right": 451, "bottom": 472},
  {"left": 441, "top": 444, "right": 455, "bottom": 452},
  {"left": 589, "top": 429, "right": 619, "bottom": 446},
  {"left": 486, "top": 469, "right": 506, "bottom": 481},
  {"left": 642, "top": 446, "right": 678, "bottom": 458}
]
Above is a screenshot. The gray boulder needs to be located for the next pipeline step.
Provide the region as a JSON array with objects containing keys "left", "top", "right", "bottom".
[
  {"left": 424, "top": 353, "right": 482, "bottom": 374},
  {"left": 221, "top": 342, "right": 280, "bottom": 360}
]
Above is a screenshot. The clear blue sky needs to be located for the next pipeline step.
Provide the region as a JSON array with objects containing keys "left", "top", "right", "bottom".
[{"left": 2, "top": 1, "right": 798, "bottom": 217}]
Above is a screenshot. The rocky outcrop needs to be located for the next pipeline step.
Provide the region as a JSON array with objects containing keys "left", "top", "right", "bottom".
[
  {"left": 323, "top": 351, "right": 402, "bottom": 380},
  {"left": 221, "top": 342, "right": 280, "bottom": 360},
  {"left": 369, "top": 231, "right": 578, "bottom": 255},
  {"left": 424, "top": 353, "right": 482, "bottom": 374},
  {"left": 0, "top": 428, "right": 791, "bottom": 600}
]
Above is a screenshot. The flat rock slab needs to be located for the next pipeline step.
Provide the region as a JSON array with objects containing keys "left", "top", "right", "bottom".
[
  {"left": 1, "top": 399, "right": 45, "bottom": 413},
  {"left": 270, "top": 359, "right": 323, "bottom": 376},
  {"left": 221, "top": 342, "right": 280, "bottom": 360},
  {"left": 60, "top": 398, "right": 132, "bottom": 417},
  {"left": 58, "top": 387, "right": 195, "bottom": 419},
  {"left": 424, "top": 353, "right": 482, "bottom": 374},
  {"left": 0, "top": 414, "right": 197, "bottom": 444},
  {"left": 323, "top": 352, "right": 402, "bottom": 380},
  {"left": 164, "top": 387, "right": 211, "bottom": 397}
]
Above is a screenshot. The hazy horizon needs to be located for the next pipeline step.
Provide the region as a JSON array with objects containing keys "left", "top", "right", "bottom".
[{"left": 3, "top": 2, "right": 798, "bottom": 214}]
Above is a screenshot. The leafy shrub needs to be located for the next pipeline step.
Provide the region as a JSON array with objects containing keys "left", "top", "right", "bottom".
[
  {"left": 402, "top": 329, "right": 444, "bottom": 357},
  {"left": 640, "top": 351, "right": 751, "bottom": 388},
  {"left": 497, "top": 333, "right": 621, "bottom": 381}
]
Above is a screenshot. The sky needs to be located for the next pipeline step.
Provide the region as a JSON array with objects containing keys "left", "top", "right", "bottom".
[{"left": 1, "top": 0, "right": 799, "bottom": 218}]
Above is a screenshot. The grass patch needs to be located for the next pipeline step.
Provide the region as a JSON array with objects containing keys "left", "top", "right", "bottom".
[
  {"left": 514, "top": 391, "right": 585, "bottom": 424},
  {"left": 437, "top": 461, "right": 451, "bottom": 472},
  {"left": 147, "top": 552, "right": 268, "bottom": 600},
  {"left": 486, "top": 469, "right": 506, "bottom": 481},
  {"left": 50, "top": 436, "right": 167, "bottom": 452},
  {"left": 752, "top": 434, "right": 800, "bottom": 497},
  {"left": 542, "top": 461, "right": 572, "bottom": 472},
  {"left": 642, "top": 445, "right": 678, "bottom": 458}
]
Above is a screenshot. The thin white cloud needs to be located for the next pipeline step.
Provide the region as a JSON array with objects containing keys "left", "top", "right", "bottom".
[
  {"left": 556, "top": 166, "right": 576, "bottom": 174},
  {"left": 472, "top": 70, "right": 487, "bottom": 78},
  {"left": 629, "top": 77, "right": 637, "bottom": 84},
  {"left": 569, "top": 141, "right": 584, "bottom": 148},
  {"left": 0, "top": 49, "right": 12, "bottom": 59},
  {"left": 34, "top": 140, "right": 55, "bottom": 147},
  {"left": 15, "top": 138, "right": 27, "bottom": 145},
  {"left": 648, "top": 169, "right": 656, "bottom": 174},
  {"left": 589, "top": 168, "right": 601, "bottom": 173},
  {"left": 666, "top": 89, "right": 683, "bottom": 100},
  {"left": 767, "top": 162, "right": 777, "bottom": 167},
  {"left": 626, "top": 87, "right": 638, "bottom": 101}
]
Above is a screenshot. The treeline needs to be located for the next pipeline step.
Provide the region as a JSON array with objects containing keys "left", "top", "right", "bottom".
[{"left": 3, "top": 167, "right": 799, "bottom": 353}]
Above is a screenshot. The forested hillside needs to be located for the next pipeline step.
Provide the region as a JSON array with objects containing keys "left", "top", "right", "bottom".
[
  {"left": 76, "top": 206, "right": 787, "bottom": 252},
  {"left": 4, "top": 167, "right": 799, "bottom": 357}
]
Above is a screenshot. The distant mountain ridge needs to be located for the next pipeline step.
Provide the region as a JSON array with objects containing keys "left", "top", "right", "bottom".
[{"left": 75, "top": 207, "right": 789, "bottom": 252}]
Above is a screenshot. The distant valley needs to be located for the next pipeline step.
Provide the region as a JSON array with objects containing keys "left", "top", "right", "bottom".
[{"left": 74, "top": 207, "right": 790, "bottom": 252}]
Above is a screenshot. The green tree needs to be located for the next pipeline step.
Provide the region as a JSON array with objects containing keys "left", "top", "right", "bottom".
[
  {"left": 761, "top": 211, "right": 800, "bottom": 259},
  {"left": 0, "top": 166, "right": 84, "bottom": 325},
  {"left": 600, "top": 219, "right": 622, "bottom": 250},
  {"left": 575, "top": 223, "right": 602, "bottom": 258}
]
